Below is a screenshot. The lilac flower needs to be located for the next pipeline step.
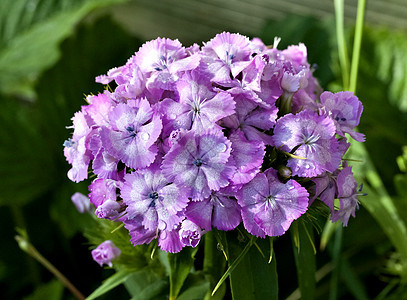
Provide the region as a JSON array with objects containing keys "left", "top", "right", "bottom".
[
  {"left": 88, "top": 178, "right": 119, "bottom": 208},
  {"left": 124, "top": 217, "right": 185, "bottom": 253},
  {"left": 202, "top": 32, "right": 252, "bottom": 84},
  {"left": 179, "top": 219, "right": 203, "bottom": 247},
  {"left": 226, "top": 54, "right": 268, "bottom": 103},
  {"left": 135, "top": 37, "right": 200, "bottom": 96},
  {"left": 83, "top": 93, "right": 113, "bottom": 127},
  {"left": 92, "top": 240, "right": 121, "bottom": 267},
  {"left": 319, "top": 91, "right": 365, "bottom": 142},
  {"left": 63, "top": 111, "right": 93, "bottom": 183},
  {"left": 228, "top": 129, "right": 265, "bottom": 185},
  {"left": 236, "top": 168, "right": 309, "bottom": 237},
  {"left": 222, "top": 95, "right": 277, "bottom": 145},
  {"left": 71, "top": 192, "right": 91, "bottom": 213},
  {"left": 95, "top": 200, "right": 122, "bottom": 220},
  {"left": 272, "top": 110, "right": 341, "bottom": 177},
  {"left": 92, "top": 150, "right": 120, "bottom": 180},
  {"left": 311, "top": 171, "right": 339, "bottom": 210},
  {"left": 186, "top": 189, "right": 241, "bottom": 231},
  {"left": 331, "top": 163, "right": 360, "bottom": 226},
  {"left": 121, "top": 165, "right": 189, "bottom": 231},
  {"left": 158, "top": 228, "right": 185, "bottom": 253},
  {"left": 160, "top": 70, "right": 235, "bottom": 133},
  {"left": 162, "top": 129, "right": 234, "bottom": 200},
  {"left": 101, "top": 99, "right": 162, "bottom": 169}
]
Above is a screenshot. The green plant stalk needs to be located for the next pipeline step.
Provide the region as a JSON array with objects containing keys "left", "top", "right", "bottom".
[
  {"left": 334, "top": 0, "right": 350, "bottom": 90},
  {"left": 349, "top": 0, "right": 366, "bottom": 93},
  {"left": 329, "top": 226, "right": 343, "bottom": 300},
  {"left": 15, "top": 234, "right": 86, "bottom": 300}
]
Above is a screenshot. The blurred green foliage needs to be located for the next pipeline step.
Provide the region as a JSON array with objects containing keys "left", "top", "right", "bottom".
[{"left": 1, "top": 1, "right": 407, "bottom": 299}]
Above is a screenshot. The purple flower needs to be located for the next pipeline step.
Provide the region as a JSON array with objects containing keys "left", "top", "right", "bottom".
[
  {"left": 63, "top": 111, "right": 93, "bottom": 182},
  {"left": 121, "top": 165, "right": 189, "bottom": 231},
  {"left": 95, "top": 200, "right": 122, "bottom": 220},
  {"left": 91, "top": 240, "right": 121, "bottom": 267},
  {"left": 179, "top": 219, "right": 203, "bottom": 247},
  {"left": 236, "top": 168, "right": 309, "bottom": 237},
  {"left": 222, "top": 95, "right": 277, "bottom": 145},
  {"left": 319, "top": 91, "right": 365, "bottom": 142},
  {"left": 71, "top": 192, "right": 91, "bottom": 213},
  {"left": 273, "top": 110, "right": 341, "bottom": 177},
  {"left": 158, "top": 228, "right": 185, "bottom": 253},
  {"left": 162, "top": 129, "right": 234, "bottom": 200},
  {"left": 202, "top": 32, "right": 252, "bottom": 84},
  {"left": 331, "top": 163, "right": 360, "bottom": 226},
  {"left": 186, "top": 189, "right": 241, "bottom": 231},
  {"left": 160, "top": 70, "right": 235, "bottom": 133},
  {"left": 88, "top": 178, "right": 119, "bottom": 207},
  {"left": 311, "top": 171, "right": 339, "bottom": 210},
  {"left": 134, "top": 37, "right": 200, "bottom": 96},
  {"left": 101, "top": 99, "right": 162, "bottom": 169},
  {"left": 228, "top": 129, "right": 265, "bottom": 185}
]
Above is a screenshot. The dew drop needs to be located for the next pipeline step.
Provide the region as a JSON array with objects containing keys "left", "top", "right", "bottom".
[
  {"left": 169, "top": 114, "right": 177, "bottom": 120},
  {"left": 218, "top": 143, "right": 227, "bottom": 152},
  {"left": 140, "top": 132, "right": 150, "bottom": 141},
  {"left": 305, "top": 164, "right": 310, "bottom": 169}
]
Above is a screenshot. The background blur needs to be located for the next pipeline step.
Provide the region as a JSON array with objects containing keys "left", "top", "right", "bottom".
[{"left": 1, "top": 0, "right": 407, "bottom": 299}]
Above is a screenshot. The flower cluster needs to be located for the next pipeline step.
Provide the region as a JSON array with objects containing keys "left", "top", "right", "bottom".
[{"left": 64, "top": 32, "right": 365, "bottom": 253}]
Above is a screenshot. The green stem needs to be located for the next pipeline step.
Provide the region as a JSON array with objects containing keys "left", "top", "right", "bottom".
[
  {"left": 349, "top": 0, "right": 367, "bottom": 92},
  {"left": 329, "top": 225, "right": 343, "bottom": 300},
  {"left": 15, "top": 234, "right": 86, "bottom": 300},
  {"left": 334, "top": 0, "right": 350, "bottom": 90},
  {"left": 10, "top": 206, "right": 41, "bottom": 286}
]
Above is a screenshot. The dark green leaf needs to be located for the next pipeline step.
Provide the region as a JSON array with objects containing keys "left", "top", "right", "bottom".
[
  {"left": 225, "top": 230, "right": 278, "bottom": 300},
  {"left": 0, "top": 0, "right": 128, "bottom": 99},
  {"left": 124, "top": 270, "right": 168, "bottom": 300},
  {"left": 87, "top": 269, "right": 133, "bottom": 300},
  {"left": 23, "top": 279, "right": 63, "bottom": 300},
  {"left": 203, "top": 231, "right": 226, "bottom": 300},
  {"left": 291, "top": 220, "right": 316, "bottom": 300},
  {"left": 168, "top": 246, "right": 198, "bottom": 300}
]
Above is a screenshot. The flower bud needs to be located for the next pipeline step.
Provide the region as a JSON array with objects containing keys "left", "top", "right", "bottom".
[{"left": 91, "top": 240, "right": 121, "bottom": 267}]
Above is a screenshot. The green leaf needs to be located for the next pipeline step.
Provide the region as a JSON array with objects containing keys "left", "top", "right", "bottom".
[
  {"left": 87, "top": 269, "right": 133, "bottom": 300},
  {"left": 291, "top": 220, "right": 316, "bottom": 300},
  {"left": 0, "top": 0, "right": 128, "bottom": 99},
  {"left": 347, "top": 140, "right": 407, "bottom": 280},
  {"left": 124, "top": 270, "right": 168, "bottom": 300},
  {"left": 168, "top": 246, "right": 198, "bottom": 300},
  {"left": 178, "top": 272, "right": 210, "bottom": 300},
  {"left": 23, "top": 279, "right": 63, "bottom": 300},
  {"left": 223, "top": 231, "right": 278, "bottom": 300},
  {"left": 203, "top": 231, "right": 226, "bottom": 300}
]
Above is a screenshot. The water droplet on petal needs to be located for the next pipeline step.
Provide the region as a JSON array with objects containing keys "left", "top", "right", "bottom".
[
  {"left": 218, "top": 143, "right": 227, "bottom": 152},
  {"left": 169, "top": 114, "right": 177, "bottom": 120},
  {"left": 140, "top": 132, "right": 150, "bottom": 141},
  {"left": 305, "top": 164, "right": 310, "bottom": 169}
]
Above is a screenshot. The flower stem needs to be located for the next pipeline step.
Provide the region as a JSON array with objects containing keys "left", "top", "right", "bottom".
[
  {"left": 15, "top": 233, "right": 86, "bottom": 300},
  {"left": 349, "top": 0, "right": 366, "bottom": 93},
  {"left": 334, "top": 0, "right": 350, "bottom": 90}
]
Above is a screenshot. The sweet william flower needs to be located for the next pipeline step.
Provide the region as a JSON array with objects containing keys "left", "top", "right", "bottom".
[
  {"left": 186, "top": 188, "right": 241, "bottom": 231},
  {"left": 319, "top": 91, "right": 365, "bottom": 142},
  {"left": 101, "top": 98, "right": 162, "bottom": 170},
  {"left": 162, "top": 129, "right": 234, "bottom": 201},
  {"left": 272, "top": 110, "right": 341, "bottom": 177},
  {"left": 179, "top": 219, "right": 203, "bottom": 247},
  {"left": 71, "top": 192, "right": 91, "bottom": 213},
  {"left": 121, "top": 165, "right": 189, "bottom": 231},
  {"left": 236, "top": 168, "right": 309, "bottom": 237},
  {"left": 160, "top": 70, "right": 235, "bottom": 133},
  {"left": 91, "top": 240, "right": 121, "bottom": 267}
]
